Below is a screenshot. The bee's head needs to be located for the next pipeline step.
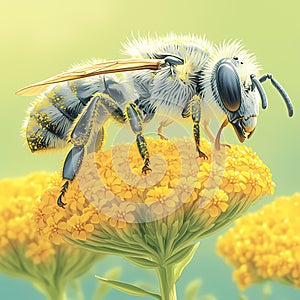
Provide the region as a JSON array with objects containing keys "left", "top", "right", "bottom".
[
  {"left": 214, "top": 56, "right": 260, "bottom": 142},
  {"left": 202, "top": 41, "right": 293, "bottom": 143}
]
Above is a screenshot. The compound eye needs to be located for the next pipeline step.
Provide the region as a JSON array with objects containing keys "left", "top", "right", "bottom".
[{"left": 216, "top": 63, "right": 241, "bottom": 112}]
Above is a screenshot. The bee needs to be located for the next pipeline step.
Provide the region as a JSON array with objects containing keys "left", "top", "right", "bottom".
[{"left": 17, "top": 34, "right": 294, "bottom": 207}]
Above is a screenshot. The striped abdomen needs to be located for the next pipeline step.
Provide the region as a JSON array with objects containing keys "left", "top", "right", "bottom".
[{"left": 24, "top": 77, "right": 104, "bottom": 152}]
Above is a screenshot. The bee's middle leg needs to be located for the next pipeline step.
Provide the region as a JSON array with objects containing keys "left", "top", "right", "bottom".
[
  {"left": 191, "top": 95, "right": 208, "bottom": 159},
  {"left": 93, "top": 94, "right": 151, "bottom": 174},
  {"left": 95, "top": 94, "right": 151, "bottom": 174}
]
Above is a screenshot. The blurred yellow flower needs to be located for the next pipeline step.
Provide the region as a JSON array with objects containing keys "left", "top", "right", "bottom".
[
  {"left": 0, "top": 173, "right": 102, "bottom": 300},
  {"left": 217, "top": 193, "right": 300, "bottom": 290},
  {"left": 34, "top": 137, "right": 274, "bottom": 300},
  {"left": 25, "top": 240, "right": 55, "bottom": 265}
]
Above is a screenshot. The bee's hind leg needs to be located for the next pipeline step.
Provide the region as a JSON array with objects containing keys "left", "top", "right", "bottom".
[
  {"left": 125, "top": 102, "right": 151, "bottom": 174},
  {"left": 57, "top": 95, "right": 107, "bottom": 207},
  {"left": 57, "top": 145, "right": 85, "bottom": 208}
]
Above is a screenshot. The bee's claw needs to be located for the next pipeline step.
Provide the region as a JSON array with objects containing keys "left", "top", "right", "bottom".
[
  {"left": 196, "top": 146, "right": 208, "bottom": 160},
  {"left": 141, "top": 158, "right": 151, "bottom": 174},
  {"left": 142, "top": 165, "right": 152, "bottom": 174},
  {"left": 57, "top": 181, "right": 69, "bottom": 208},
  {"left": 198, "top": 150, "right": 208, "bottom": 160},
  {"left": 57, "top": 196, "right": 67, "bottom": 208}
]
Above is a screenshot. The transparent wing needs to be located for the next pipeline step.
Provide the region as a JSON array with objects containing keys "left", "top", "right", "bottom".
[{"left": 16, "top": 58, "right": 164, "bottom": 96}]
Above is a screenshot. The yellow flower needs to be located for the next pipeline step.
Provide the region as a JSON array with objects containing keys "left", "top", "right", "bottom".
[
  {"left": 36, "top": 136, "right": 273, "bottom": 246},
  {"left": 221, "top": 170, "right": 247, "bottom": 193},
  {"left": 35, "top": 137, "right": 273, "bottom": 300},
  {"left": 159, "top": 163, "right": 181, "bottom": 188},
  {"left": 45, "top": 212, "right": 67, "bottom": 245},
  {"left": 25, "top": 240, "right": 55, "bottom": 265},
  {"left": 102, "top": 202, "right": 136, "bottom": 228},
  {"left": 195, "top": 162, "right": 211, "bottom": 189},
  {"left": 83, "top": 204, "right": 109, "bottom": 225},
  {"left": 176, "top": 176, "right": 199, "bottom": 203},
  {"left": 67, "top": 213, "right": 94, "bottom": 240},
  {"left": 233, "top": 264, "right": 256, "bottom": 290},
  {"left": 0, "top": 219, "right": 8, "bottom": 248},
  {"left": 0, "top": 173, "right": 102, "bottom": 300},
  {"left": 201, "top": 189, "right": 229, "bottom": 217},
  {"left": 113, "top": 181, "right": 141, "bottom": 200},
  {"left": 217, "top": 193, "right": 300, "bottom": 290},
  {"left": 146, "top": 185, "right": 179, "bottom": 216}
]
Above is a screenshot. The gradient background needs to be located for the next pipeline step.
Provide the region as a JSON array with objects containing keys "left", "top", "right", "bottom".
[{"left": 1, "top": 0, "right": 300, "bottom": 299}]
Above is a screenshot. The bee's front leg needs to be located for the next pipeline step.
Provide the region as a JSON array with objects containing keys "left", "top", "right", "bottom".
[
  {"left": 125, "top": 102, "right": 151, "bottom": 174},
  {"left": 203, "top": 120, "right": 231, "bottom": 151},
  {"left": 191, "top": 95, "right": 208, "bottom": 160},
  {"left": 203, "top": 120, "right": 215, "bottom": 144}
]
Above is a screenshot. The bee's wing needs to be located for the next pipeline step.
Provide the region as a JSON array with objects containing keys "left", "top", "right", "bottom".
[{"left": 16, "top": 59, "right": 164, "bottom": 96}]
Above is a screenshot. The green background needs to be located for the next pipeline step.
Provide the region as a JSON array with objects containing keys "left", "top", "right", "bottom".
[{"left": 1, "top": 0, "right": 299, "bottom": 299}]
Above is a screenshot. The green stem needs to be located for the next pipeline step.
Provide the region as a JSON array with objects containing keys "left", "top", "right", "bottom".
[
  {"left": 46, "top": 288, "right": 67, "bottom": 300},
  {"left": 156, "top": 265, "right": 177, "bottom": 300},
  {"left": 35, "top": 280, "right": 67, "bottom": 300}
]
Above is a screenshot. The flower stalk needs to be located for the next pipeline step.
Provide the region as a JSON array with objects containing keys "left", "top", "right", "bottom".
[
  {"left": 157, "top": 265, "right": 177, "bottom": 300},
  {"left": 34, "top": 280, "right": 67, "bottom": 300}
]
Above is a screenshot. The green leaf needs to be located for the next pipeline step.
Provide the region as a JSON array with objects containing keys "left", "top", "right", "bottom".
[
  {"left": 93, "top": 267, "right": 122, "bottom": 300},
  {"left": 167, "top": 242, "right": 199, "bottom": 265},
  {"left": 184, "top": 279, "right": 202, "bottom": 300},
  {"left": 161, "top": 222, "right": 168, "bottom": 238},
  {"left": 126, "top": 255, "right": 158, "bottom": 269},
  {"left": 69, "top": 279, "right": 84, "bottom": 300},
  {"left": 173, "top": 242, "right": 200, "bottom": 281},
  {"left": 200, "top": 295, "right": 218, "bottom": 300},
  {"left": 95, "top": 276, "right": 161, "bottom": 299},
  {"left": 262, "top": 284, "right": 272, "bottom": 299}
]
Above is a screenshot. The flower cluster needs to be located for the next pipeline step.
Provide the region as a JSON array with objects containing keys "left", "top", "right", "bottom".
[
  {"left": 33, "top": 137, "right": 274, "bottom": 300},
  {"left": 35, "top": 137, "right": 273, "bottom": 247},
  {"left": 0, "top": 173, "right": 101, "bottom": 300},
  {"left": 0, "top": 173, "right": 52, "bottom": 261},
  {"left": 217, "top": 193, "right": 300, "bottom": 290}
]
